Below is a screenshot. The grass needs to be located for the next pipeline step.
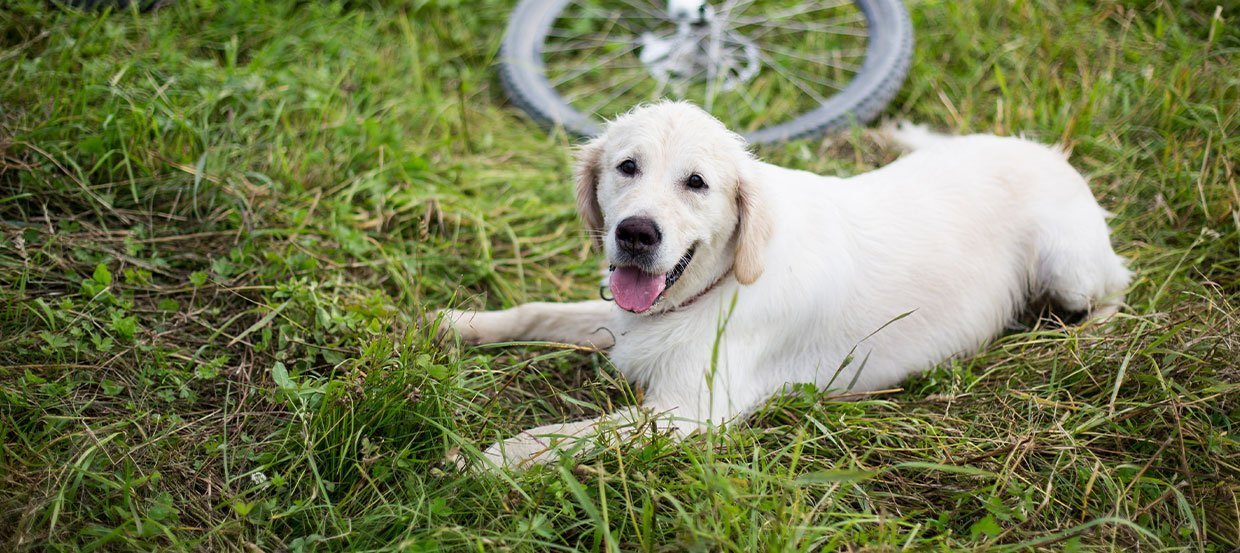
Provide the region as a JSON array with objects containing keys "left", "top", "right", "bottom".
[{"left": 0, "top": 0, "right": 1236, "bottom": 550}]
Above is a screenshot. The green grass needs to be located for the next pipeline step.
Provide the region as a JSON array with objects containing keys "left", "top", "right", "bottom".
[{"left": 0, "top": 0, "right": 1236, "bottom": 550}]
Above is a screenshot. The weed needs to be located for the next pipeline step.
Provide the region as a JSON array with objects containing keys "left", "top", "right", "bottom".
[{"left": 0, "top": 0, "right": 1235, "bottom": 551}]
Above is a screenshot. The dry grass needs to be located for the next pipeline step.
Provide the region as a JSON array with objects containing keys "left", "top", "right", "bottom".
[{"left": 0, "top": 0, "right": 1236, "bottom": 550}]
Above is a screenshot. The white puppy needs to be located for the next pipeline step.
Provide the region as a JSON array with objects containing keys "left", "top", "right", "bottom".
[{"left": 441, "top": 101, "right": 1130, "bottom": 470}]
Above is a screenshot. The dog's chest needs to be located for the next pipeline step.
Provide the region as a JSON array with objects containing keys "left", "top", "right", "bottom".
[{"left": 607, "top": 308, "right": 719, "bottom": 383}]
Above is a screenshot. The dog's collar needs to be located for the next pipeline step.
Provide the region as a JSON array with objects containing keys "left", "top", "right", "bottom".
[
  {"left": 599, "top": 268, "right": 735, "bottom": 315},
  {"left": 663, "top": 268, "right": 734, "bottom": 314}
]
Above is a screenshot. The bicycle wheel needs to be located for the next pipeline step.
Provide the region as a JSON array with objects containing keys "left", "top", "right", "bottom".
[{"left": 500, "top": 0, "right": 913, "bottom": 144}]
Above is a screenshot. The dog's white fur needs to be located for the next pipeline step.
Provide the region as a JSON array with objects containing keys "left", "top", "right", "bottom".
[{"left": 441, "top": 102, "right": 1130, "bottom": 470}]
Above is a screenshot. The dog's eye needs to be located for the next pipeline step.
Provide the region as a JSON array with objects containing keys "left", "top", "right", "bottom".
[
  {"left": 617, "top": 159, "right": 638, "bottom": 177},
  {"left": 686, "top": 174, "right": 707, "bottom": 190}
]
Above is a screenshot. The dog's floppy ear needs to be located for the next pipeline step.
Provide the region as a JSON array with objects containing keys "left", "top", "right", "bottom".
[
  {"left": 734, "top": 164, "right": 773, "bottom": 285},
  {"left": 574, "top": 136, "right": 607, "bottom": 247}
]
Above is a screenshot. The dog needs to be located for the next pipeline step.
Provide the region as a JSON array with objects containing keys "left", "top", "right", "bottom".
[{"left": 439, "top": 101, "right": 1130, "bottom": 470}]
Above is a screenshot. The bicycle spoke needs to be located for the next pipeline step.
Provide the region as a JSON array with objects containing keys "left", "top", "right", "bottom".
[
  {"left": 548, "top": 12, "right": 638, "bottom": 49},
  {"left": 582, "top": 69, "right": 653, "bottom": 114},
  {"left": 705, "top": 65, "right": 719, "bottom": 111},
  {"left": 719, "top": 0, "right": 758, "bottom": 21},
  {"left": 549, "top": 40, "right": 646, "bottom": 87},
  {"left": 747, "top": 40, "right": 863, "bottom": 73},
  {"left": 735, "top": 9, "right": 866, "bottom": 28},
  {"left": 552, "top": 61, "right": 648, "bottom": 72},
  {"left": 738, "top": 0, "right": 854, "bottom": 23},
  {"left": 577, "top": 0, "right": 670, "bottom": 21},
  {"left": 704, "top": 62, "right": 758, "bottom": 119},
  {"left": 754, "top": 51, "right": 832, "bottom": 104},
  {"left": 737, "top": 17, "right": 870, "bottom": 38},
  {"left": 544, "top": 27, "right": 630, "bottom": 40},
  {"left": 562, "top": 66, "right": 642, "bottom": 103},
  {"left": 721, "top": 72, "right": 762, "bottom": 121},
  {"left": 542, "top": 38, "right": 635, "bottom": 55},
  {"left": 572, "top": 4, "right": 648, "bottom": 37},
  {"left": 608, "top": 0, "right": 669, "bottom": 22},
  {"left": 764, "top": 51, "right": 850, "bottom": 91}
]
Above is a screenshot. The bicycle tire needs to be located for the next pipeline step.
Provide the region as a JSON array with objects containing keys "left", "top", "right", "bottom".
[{"left": 499, "top": 0, "right": 913, "bottom": 144}]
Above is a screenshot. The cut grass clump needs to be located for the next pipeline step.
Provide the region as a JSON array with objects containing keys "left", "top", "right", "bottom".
[{"left": 1, "top": 0, "right": 1236, "bottom": 551}]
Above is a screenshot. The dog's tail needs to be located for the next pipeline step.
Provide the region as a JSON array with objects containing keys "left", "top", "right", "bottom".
[{"left": 875, "top": 121, "right": 954, "bottom": 153}]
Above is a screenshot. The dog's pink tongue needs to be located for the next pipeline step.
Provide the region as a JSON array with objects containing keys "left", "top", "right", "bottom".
[{"left": 610, "top": 266, "right": 666, "bottom": 313}]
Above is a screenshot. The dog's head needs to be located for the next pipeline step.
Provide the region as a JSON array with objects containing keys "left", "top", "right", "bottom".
[{"left": 575, "top": 101, "right": 772, "bottom": 314}]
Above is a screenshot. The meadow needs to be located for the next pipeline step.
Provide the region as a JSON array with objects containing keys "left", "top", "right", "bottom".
[{"left": 0, "top": 0, "right": 1236, "bottom": 550}]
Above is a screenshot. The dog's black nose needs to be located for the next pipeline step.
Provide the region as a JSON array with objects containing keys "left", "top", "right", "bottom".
[{"left": 615, "top": 217, "right": 661, "bottom": 255}]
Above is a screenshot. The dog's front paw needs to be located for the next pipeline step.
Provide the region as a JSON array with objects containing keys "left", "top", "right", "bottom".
[
  {"left": 465, "top": 413, "right": 644, "bottom": 472},
  {"left": 476, "top": 434, "right": 562, "bottom": 472},
  {"left": 430, "top": 308, "right": 501, "bottom": 346}
]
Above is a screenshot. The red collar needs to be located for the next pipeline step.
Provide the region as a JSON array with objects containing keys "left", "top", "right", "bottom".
[{"left": 663, "top": 268, "right": 734, "bottom": 314}]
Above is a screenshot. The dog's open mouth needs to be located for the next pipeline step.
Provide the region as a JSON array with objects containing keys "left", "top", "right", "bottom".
[{"left": 609, "top": 247, "right": 696, "bottom": 313}]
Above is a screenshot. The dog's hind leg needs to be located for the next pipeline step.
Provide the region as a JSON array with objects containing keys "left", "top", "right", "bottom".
[{"left": 434, "top": 300, "right": 616, "bottom": 349}]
